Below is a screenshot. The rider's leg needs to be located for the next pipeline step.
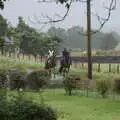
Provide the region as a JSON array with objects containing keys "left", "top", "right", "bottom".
[
  {"left": 59, "top": 66, "right": 63, "bottom": 73},
  {"left": 59, "top": 57, "right": 64, "bottom": 73}
]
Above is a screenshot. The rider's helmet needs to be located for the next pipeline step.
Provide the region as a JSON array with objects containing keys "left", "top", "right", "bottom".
[{"left": 63, "top": 48, "right": 67, "bottom": 52}]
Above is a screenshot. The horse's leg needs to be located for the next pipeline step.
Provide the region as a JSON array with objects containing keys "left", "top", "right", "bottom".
[
  {"left": 62, "top": 67, "right": 66, "bottom": 77},
  {"left": 67, "top": 66, "right": 70, "bottom": 73},
  {"left": 49, "top": 68, "right": 51, "bottom": 77},
  {"left": 53, "top": 67, "right": 56, "bottom": 78}
]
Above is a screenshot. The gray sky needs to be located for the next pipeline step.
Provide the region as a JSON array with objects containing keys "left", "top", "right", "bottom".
[{"left": 1, "top": 0, "right": 120, "bottom": 33}]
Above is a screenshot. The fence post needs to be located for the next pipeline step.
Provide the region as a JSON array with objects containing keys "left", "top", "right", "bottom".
[
  {"left": 109, "top": 64, "right": 111, "bottom": 73},
  {"left": 98, "top": 63, "right": 100, "bottom": 72},
  {"left": 117, "top": 64, "right": 119, "bottom": 73},
  {"left": 82, "top": 63, "right": 84, "bottom": 69}
]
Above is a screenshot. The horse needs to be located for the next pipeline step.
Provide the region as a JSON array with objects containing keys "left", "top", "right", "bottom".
[
  {"left": 44, "top": 54, "right": 57, "bottom": 78},
  {"left": 59, "top": 56, "right": 72, "bottom": 77}
]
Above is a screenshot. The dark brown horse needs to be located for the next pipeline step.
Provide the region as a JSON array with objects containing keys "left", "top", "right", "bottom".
[
  {"left": 44, "top": 55, "right": 57, "bottom": 77},
  {"left": 59, "top": 56, "right": 72, "bottom": 77}
]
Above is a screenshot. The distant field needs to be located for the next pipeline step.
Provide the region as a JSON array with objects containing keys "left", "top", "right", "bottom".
[{"left": 70, "top": 50, "right": 120, "bottom": 57}]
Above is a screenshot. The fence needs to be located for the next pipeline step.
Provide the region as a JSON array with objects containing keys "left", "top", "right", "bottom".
[
  {"left": 70, "top": 56, "right": 120, "bottom": 73},
  {"left": 1, "top": 52, "right": 120, "bottom": 73}
]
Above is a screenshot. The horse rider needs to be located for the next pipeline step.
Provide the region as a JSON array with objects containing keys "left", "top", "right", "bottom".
[
  {"left": 45, "top": 49, "right": 55, "bottom": 67},
  {"left": 48, "top": 49, "right": 54, "bottom": 58},
  {"left": 59, "top": 48, "right": 70, "bottom": 73}
]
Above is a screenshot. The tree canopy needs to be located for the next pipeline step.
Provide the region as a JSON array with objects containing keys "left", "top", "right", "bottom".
[{"left": 0, "top": 15, "right": 62, "bottom": 56}]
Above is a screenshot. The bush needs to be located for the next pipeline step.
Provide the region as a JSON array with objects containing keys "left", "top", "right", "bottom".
[
  {"left": 96, "top": 79, "right": 110, "bottom": 98},
  {"left": 8, "top": 69, "right": 27, "bottom": 90},
  {"left": 63, "top": 75, "right": 80, "bottom": 95},
  {"left": 114, "top": 78, "right": 120, "bottom": 94},
  {"left": 0, "top": 70, "right": 8, "bottom": 100},
  {"left": 0, "top": 95, "right": 57, "bottom": 120},
  {"left": 27, "top": 70, "right": 49, "bottom": 91},
  {"left": 0, "top": 70, "right": 8, "bottom": 89}
]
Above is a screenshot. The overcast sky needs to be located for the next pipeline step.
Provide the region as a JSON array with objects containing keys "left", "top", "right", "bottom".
[{"left": 0, "top": 0, "right": 120, "bottom": 33}]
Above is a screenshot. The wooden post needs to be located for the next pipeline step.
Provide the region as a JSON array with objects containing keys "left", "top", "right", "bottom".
[
  {"left": 109, "top": 64, "right": 111, "bottom": 73},
  {"left": 82, "top": 63, "right": 84, "bottom": 69},
  {"left": 86, "top": 0, "right": 92, "bottom": 79},
  {"left": 117, "top": 64, "right": 119, "bottom": 73},
  {"left": 98, "top": 63, "right": 101, "bottom": 72}
]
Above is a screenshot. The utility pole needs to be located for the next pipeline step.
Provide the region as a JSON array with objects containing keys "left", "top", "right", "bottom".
[{"left": 86, "top": 0, "right": 92, "bottom": 79}]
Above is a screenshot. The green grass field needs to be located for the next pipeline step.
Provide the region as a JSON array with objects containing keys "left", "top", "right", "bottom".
[{"left": 22, "top": 89, "right": 120, "bottom": 120}]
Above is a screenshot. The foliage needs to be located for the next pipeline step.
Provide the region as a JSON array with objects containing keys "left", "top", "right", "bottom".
[
  {"left": 17, "top": 17, "right": 61, "bottom": 56},
  {"left": 100, "top": 33, "right": 118, "bottom": 50},
  {"left": 8, "top": 69, "right": 27, "bottom": 90},
  {"left": 0, "top": 15, "right": 62, "bottom": 58},
  {"left": 63, "top": 75, "right": 80, "bottom": 95},
  {"left": 113, "top": 78, "right": 120, "bottom": 94},
  {"left": 96, "top": 79, "right": 110, "bottom": 98},
  {"left": 0, "top": 70, "right": 8, "bottom": 89},
  {"left": 0, "top": 14, "right": 8, "bottom": 37},
  {"left": 47, "top": 26, "right": 119, "bottom": 50},
  {"left": 0, "top": 94, "right": 57, "bottom": 120},
  {"left": 27, "top": 70, "right": 49, "bottom": 90}
]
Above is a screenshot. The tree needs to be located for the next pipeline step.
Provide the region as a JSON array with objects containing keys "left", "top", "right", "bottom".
[
  {"left": 67, "top": 26, "right": 85, "bottom": 49},
  {"left": 0, "top": 14, "right": 8, "bottom": 55},
  {"left": 16, "top": 17, "right": 62, "bottom": 58},
  {"left": 100, "top": 33, "right": 118, "bottom": 50},
  {"left": 47, "top": 27, "right": 66, "bottom": 49},
  {"left": 0, "top": 15, "right": 8, "bottom": 37}
]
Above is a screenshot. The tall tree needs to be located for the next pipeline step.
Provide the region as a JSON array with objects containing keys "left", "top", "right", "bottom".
[
  {"left": 100, "top": 33, "right": 118, "bottom": 50},
  {"left": 0, "top": 15, "right": 8, "bottom": 54}
]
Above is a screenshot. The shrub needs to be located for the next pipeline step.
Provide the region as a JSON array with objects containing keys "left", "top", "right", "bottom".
[
  {"left": 0, "top": 70, "right": 8, "bottom": 89},
  {"left": 0, "top": 95, "right": 57, "bottom": 120},
  {"left": 27, "top": 70, "right": 49, "bottom": 91},
  {"left": 63, "top": 75, "right": 80, "bottom": 95},
  {"left": 114, "top": 78, "right": 120, "bottom": 94},
  {"left": 96, "top": 79, "right": 110, "bottom": 98},
  {"left": 0, "top": 70, "right": 8, "bottom": 100},
  {"left": 8, "top": 69, "right": 27, "bottom": 90}
]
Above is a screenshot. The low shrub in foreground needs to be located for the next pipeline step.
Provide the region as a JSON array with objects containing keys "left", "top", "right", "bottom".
[
  {"left": 63, "top": 75, "right": 80, "bottom": 96},
  {"left": 114, "top": 78, "right": 120, "bottom": 94},
  {"left": 96, "top": 79, "right": 110, "bottom": 98},
  {"left": 0, "top": 70, "right": 8, "bottom": 89},
  {"left": 8, "top": 69, "right": 27, "bottom": 90},
  {"left": 27, "top": 70, "right": 50, "bottom": 90},
  {"left": 0, "top": 96, "right": 57, "bottom": 120}
]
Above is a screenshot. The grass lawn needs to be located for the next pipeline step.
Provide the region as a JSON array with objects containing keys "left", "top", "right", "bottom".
[{"left": 24, "top": 89, "right": 120, "bottom": 120}]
